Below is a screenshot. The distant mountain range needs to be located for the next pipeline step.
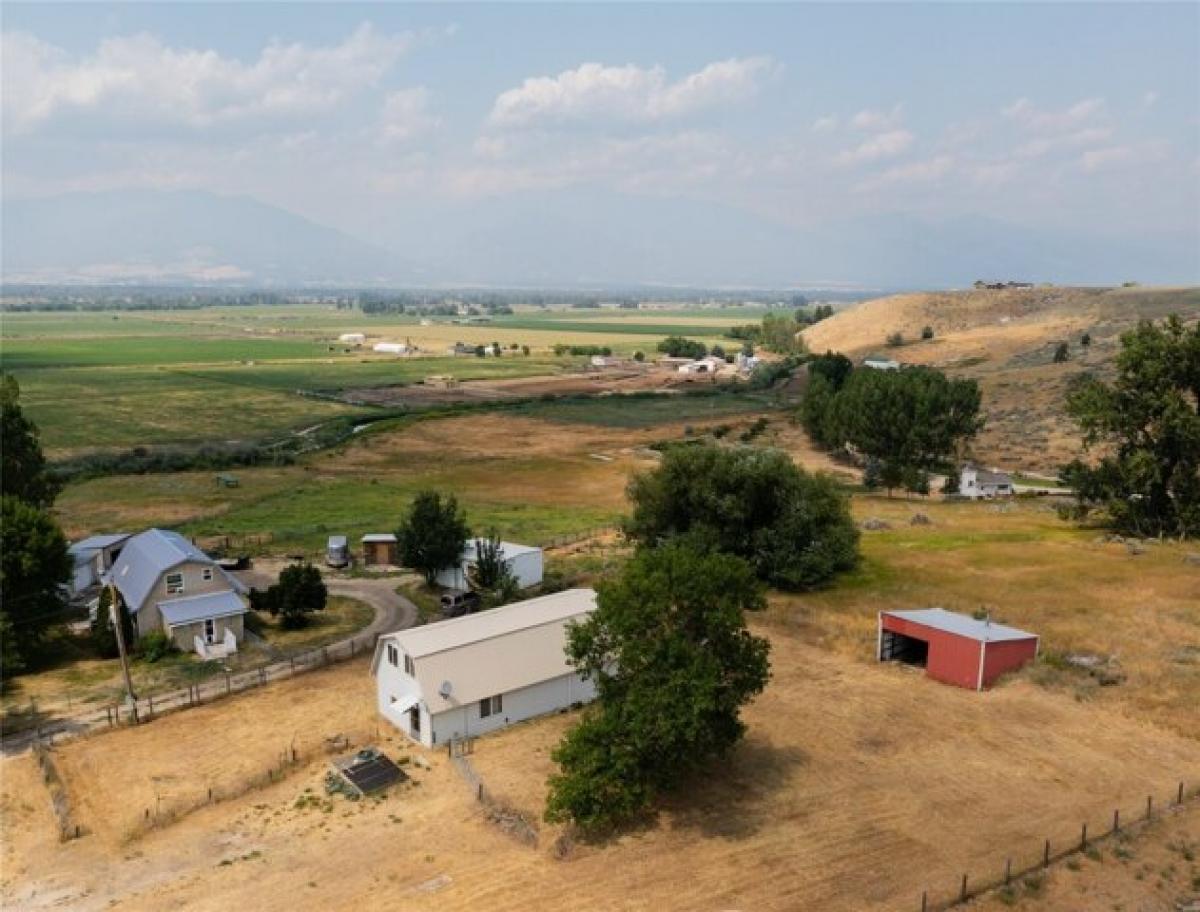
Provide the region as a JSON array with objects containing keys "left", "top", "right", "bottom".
[{"left": 2, "top": 189, "right": 1196, "bottom": 288}]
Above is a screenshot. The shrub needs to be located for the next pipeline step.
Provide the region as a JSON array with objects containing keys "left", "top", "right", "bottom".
[
  {"left": 1053, "top": 341, "right": 1070, "bottom": 363},
  {"left": 921, "top": 325, "right": 934, "bottom": 340},
  {"left": 886, "top": 331, "right": 904, "bottom": 348},
  {"left": 656, "top": 336, "right": 707, "bottom": 360},
  {"left": 632, "top": 351, "right": 645, "bottom": 363},
  {"left": 138, "top": 630, "right": 177, "bottom": 663}
]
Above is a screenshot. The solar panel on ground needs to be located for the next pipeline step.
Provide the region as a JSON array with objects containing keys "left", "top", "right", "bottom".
[{"left": 340, "top": 752, "right": 406, "bottom": 795}]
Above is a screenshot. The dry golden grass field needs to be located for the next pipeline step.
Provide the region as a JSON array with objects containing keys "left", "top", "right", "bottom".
[
  {"left": 6, "top": 485, "right": 1200, "bottom": 911},
  {"left": 801, "top": 285, "right": 1200, "bottom": 471}
]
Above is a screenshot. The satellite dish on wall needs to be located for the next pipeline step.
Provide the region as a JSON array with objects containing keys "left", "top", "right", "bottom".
[{"left": 439, "top": 680, "right": 453, "bottom": 698}]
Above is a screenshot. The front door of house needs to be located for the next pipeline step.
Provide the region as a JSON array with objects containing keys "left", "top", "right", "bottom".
[
  {"left": 204, "top": 618, "right": 215, "bottom": 643},
  {"left": 409, "top": 706, "right": 421, "bottom": 735}
]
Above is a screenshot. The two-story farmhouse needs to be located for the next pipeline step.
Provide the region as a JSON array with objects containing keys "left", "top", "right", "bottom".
[
  {"left": 104, "top": 529, "right": 248, "bottom": 658},
  {"left": 372, "top": 588, "right": 597, "bottom": 747}
]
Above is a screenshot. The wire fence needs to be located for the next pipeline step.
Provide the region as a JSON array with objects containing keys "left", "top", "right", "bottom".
[
  {"left": 118, "top": 723, "right": 380, "bottom": 842},
  {"left": 917, "top": 779, "right": 1199, "bottom": 911},
  {"left": 447, "top": 736, "right": 539, "bottom": 847},
  {"left": 4, "top": 626, "right": 382, "bottom": 752}
]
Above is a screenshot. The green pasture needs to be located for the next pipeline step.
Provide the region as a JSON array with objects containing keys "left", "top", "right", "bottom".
[{"left": 509, "top": 391, "right": 778, "bottom": 428}]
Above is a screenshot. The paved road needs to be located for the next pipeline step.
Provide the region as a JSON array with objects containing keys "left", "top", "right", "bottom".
[{"left": 1, "top": 569, "right": 417, "bottom": 755}]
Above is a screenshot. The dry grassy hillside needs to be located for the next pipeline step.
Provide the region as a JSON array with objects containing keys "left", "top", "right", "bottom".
[{"left": 801, "top": 286, "right": 1200, "bottom": 471}]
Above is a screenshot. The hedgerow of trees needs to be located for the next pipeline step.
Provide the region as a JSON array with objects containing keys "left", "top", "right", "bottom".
[
  {"left": 624, "top": 444, "right": 859, "bottom": 590},
  {"left": 801, "top": 360, "right": 984, "bottom": 495},
  {"left": 544, "top": 544, "right": 770, "bottom": 832},
  {"left": 657, "top": 336, "right": 708, "bottom": 359},
  {"left": 1062, "top": 316, "right": 1199, "bottom": 538}
]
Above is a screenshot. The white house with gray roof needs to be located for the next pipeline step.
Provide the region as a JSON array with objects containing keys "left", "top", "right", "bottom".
[
  {"left": 104, "top": 529, "right": 248, "bottom": 658},
  {"left": 371, "top": 588, "right": 597, "bottom": 747},
  {"left": 959, "top": 464, "right": 1014, "bottom": 499}
]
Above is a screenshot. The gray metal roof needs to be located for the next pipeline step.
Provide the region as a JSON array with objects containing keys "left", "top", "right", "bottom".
[
  {"left": 106, "top": 529, "right": 243, "bottom": 612},
  {"left": 362, "top": 533, "right": 397, "bottom": 543},
  {"left": 883, "top": 608, "right": 1037, "bottom": 643},
  {"left": 68, "top": 533, "right": 131, "bottom": 555},
  {"left": 158, "top": 591, "right": 247, "bottom": 627},
  {"left": 461, "top": 539, "right": 541, "bottom": 560}
]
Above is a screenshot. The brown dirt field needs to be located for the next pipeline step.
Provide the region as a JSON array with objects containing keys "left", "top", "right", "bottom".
[
  {"left": 4, "top": 622, "right": 1197, "bottom": 912},
  {"left": 969, "top": 804, "right": 1200, "bottom": 911},
  {"left": 800, "top": 286, "right": 1200, "bottom": 471}
]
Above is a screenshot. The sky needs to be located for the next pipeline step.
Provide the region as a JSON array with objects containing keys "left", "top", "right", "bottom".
[{"left": 2, "top": 2, "right": 1198, "bottom": 287}]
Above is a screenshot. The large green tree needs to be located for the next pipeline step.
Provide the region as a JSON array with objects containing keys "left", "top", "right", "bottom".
[
  {"left": 0, "top": 496, "right": 72, "bottom": 676},
  {"left": 396, "top": 491, "right": 471, "bottom": 584},
  {"left": 827, "top": 366, "right": 983, "bottom": 494},
  {"left": 1062, "top": 316, "right": 1200, "bottom": 537},
  {"left": 624, "top": 444, "right": 859, "bottom": 590},
  {"left": 545, "top": 545, "right": 770, "bottom": 832},
  {"left": 1, "top": 374, "right": 60, "bottom": 508},
  {"left": 251, "top": 562, "right": 328, "bottom": 629}
]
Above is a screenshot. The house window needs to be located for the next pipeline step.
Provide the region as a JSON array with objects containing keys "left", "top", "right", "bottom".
[
  {"left": 479, "top": 694, "right": 503, "bottom": 718},
  {"left": 201, "top": 568, "right": 213, "bottom": 582},
  {"left": 387, "top": 643, "right": 398, "bottom": 667},
  {"left": 403, "top": 653, "right": 414, "bottom": 676},
  {"left": 165, "top": 572, "right": 184, "bottom": 595}
]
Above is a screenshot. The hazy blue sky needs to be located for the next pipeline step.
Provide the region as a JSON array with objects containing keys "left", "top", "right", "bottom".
[{"left": 3, "top": 3, "right": 1198, "bottom": 286}]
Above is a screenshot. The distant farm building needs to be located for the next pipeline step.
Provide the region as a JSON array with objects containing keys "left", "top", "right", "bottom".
[
  {"left": 104, "top": 529, "right": 248, "bottom": 659},
  {"left": 878, "top": 608, "right": 1039, "bottom": 691},
  {"left": 361, "top": 533, "right": 399, "bottom": 567},
  {"left": 863, "top": 357, "right": 901, "bottom": 371},
  {"left": 338, "top": 333, "right": 366, "bottom": 344},
  {"left": 435, "top": 539, "right": 544, "bottom": 591},
  {"left": 373, "top": 342, "right": 409, "bottom": 355},
  {"left": 959, "top": 465, "right": 1014, "bottom": 499},
  {"left": 677, "top": 357, "right": 725, "bottom": 375},
  {"left": 372, "top": 588, "right": 598, "bottom": 746}
]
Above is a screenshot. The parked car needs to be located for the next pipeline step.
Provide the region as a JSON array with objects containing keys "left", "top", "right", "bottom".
[
  {"left": 326, "top": 535, "right": 349, "bottom": 569},
  {"left": 440, "top": 589, "right": 481, "bottom": 618}
]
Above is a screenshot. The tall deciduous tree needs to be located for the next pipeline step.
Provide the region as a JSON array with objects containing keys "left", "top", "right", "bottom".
[
  {"left": 396, "top": 491, "right": 471, "bottom": 584},
  {"left": 467, "top": 530, "right": 514, "bottom": 593},
  {"left": 0, "top": 496, "right": 71, "bottom": 676},
  {"left": 1, "top": 374, "right": 60, "bottom": 508},
  {"left": 624, "top": 444, "right": 859, "bottom": 590},
  {"left": 1062, "top": 316, "right": 1199, "bottom": 537},
  {"left": 545, "top": 545, "right": 770, "bottom": 832}
]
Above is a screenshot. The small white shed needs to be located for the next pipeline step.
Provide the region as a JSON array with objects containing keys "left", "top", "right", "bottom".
[
  {"left": 371, "top": 588, "right": 597, "bottom": 747},
  {"left": 338, "top": 333, "right": 366, "bottom": 344},
  {"left": 373, "top": 342, "right": 408, "bottom": 355},
  {"left": 435, "top": 539, "right": 544, "bottom": 591}
]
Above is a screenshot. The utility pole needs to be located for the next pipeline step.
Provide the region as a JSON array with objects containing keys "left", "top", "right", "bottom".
[{"left": 108, "top": 582, "right": 138, "bottom": 724}]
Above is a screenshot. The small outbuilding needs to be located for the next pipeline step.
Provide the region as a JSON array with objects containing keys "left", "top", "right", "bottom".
[
  {"left": 435, "top": 539, "right": 544, "bottom": 591},
  {"left": 959, "top": 464, "right": 1014, "bottom": 499},
  {"left": 361, "top": 533, "right": 398, "bottom": 567},
  {"left": 878, "top": 608, "right": 1039, "bottom": 691}
]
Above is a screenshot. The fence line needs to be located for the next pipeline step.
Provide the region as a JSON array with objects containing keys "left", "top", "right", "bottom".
[
  {"left": 9, "top": 627, "right": 381, "bottom": 752},
  {"left": 121, "top": 723, "right": 379, "bottom": 842},
  {"left": 447, "top": 736, "right": 539, "bottom": 848},
  {"left": 919, "top": 780, "right": 1199, "bottom": 911},
  {"left": 31, "top": 742, "right": 84, "bottom": 842}
]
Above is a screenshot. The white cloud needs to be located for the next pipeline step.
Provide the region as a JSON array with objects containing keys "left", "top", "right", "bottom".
[
  {"left": 851, "top": 104, "right": 903, "bottom": 131},
  {"left": 811, "top": 115, "right": 837, "bottom": 133},
  {"left": 2, "top": 23, "right": 413, "bottom": 132},
  {"left": 1081, "top": 141, "right": 1168, "bottom": 173},
  {"left": 1016, "top": 126, "right": 1112, "bottom": 159},
  {"left": 1003, "top": 96, "right": 1106, "bottom": 132},
  {"left": 836, "top": 129, "right": 914, "bottom": 165},
  {"left": 856, "top": 155, "right": 953, "bottom": 191},
  {"left": 378, "top": 88, "right": 439, "bottom": 145},
  {"left": 486, "top": 57, "right": 776, "bottom": 129}
]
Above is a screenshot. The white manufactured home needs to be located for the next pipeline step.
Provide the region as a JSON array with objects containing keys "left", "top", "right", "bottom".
[
  {"left": 371, "top": 588, "right": 597, "bottom": 747},
  {"left": 435, "top": 539, "right": 544, "bottom": 591}
]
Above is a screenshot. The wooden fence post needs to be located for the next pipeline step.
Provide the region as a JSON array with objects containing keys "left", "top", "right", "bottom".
[
  {"left": 225, "top": 672, "right": 232, "bottom": 695},
  {"left": 920, "top": 891, "right": 927, "bottom": 912},
  {"left": 1004, "top": 858, "right": 1011, "bottom": 885},
  {"left": 1043, "top": 839, "right": 1050, "bottom": 867},
  {"left": 1177, "top": 782, "right": 1185, "bottom": 805},
  {"left": 1080, "top": 823, "right": 1087, "bottom": 850},
  {"left": 1146, "top": 795, "right": 1153, "bottom": 820},
  {"left": 959, "top": 873, "right": 967, "bottom": 902},
  {"left": 1112, "top": 809, "right": 1119, "bottom": 834}
]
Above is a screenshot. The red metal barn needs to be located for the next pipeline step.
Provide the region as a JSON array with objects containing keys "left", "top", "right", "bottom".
[{"left": 877, "top": 608, "right": 1039, "bottom": 691}]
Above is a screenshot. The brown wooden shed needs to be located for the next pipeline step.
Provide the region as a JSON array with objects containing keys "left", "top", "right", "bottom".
[{"left": 361, "top": 533, "right": 398, "bottom": 567}]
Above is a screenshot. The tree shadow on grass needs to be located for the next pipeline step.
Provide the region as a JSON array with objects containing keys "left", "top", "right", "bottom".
[{"left": 662, "top": 734, "right": 810, "bottom": 842}]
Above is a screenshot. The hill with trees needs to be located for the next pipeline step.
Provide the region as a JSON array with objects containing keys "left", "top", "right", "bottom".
[{"left": 799, "top": 285, "right": 1200, "bottom": 471}]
